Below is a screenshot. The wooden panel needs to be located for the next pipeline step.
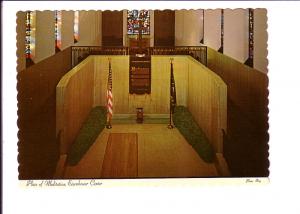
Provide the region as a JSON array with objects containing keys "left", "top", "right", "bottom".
[
  {"left": 151, "top": 56, "right": 189, "bottom": 111},
  {"left": 102, "top": 11, "right": 123, "bottom": 46},
  {"left": 94, "top": 55, "right": 188, "bottom": 114},
  {"left": 35, "top": 11, "right": 56, "bottom": 63},
  {"left": 17, "top": 47, "right": 72, "bottom": 179},
  {"left": 17, "top": 11, "right": 26, "bottom": 72},
  {"left": 154, "top": 10, "right": 175, "bottom": 46},
  {"left": 101, "top": 133, "right": 138, "bottom": 178},
  {"left": 206, "top": 47, "right": 269, "bottom": 176},
  {"left": 76, "top": 11, "right": 102, "bottom": 46},
  {"left": 93, "top": 55, "right": 130, "bottom": 112},
  {"left": 128, "top": 56, "right": 188, "bottom": 114},
  {"left": 207, "top": 47, "right": 268, "bottom": 130},
  {"left": 187, "top": 56, "right": 227, "bottom": 153},
  {"left": 57, "top": 56, "right": 95, "bottom": 154},
  {"left": 204, "top": 9, "right": 222, "bottom": 51},
  {"left": 129, "top": 38, "right": 150, "bottom": 47},
  {"left": 18, "top": 47, "right": 72, "bottom": 121}
]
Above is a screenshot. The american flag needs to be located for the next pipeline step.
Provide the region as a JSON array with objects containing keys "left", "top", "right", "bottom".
[
  {"left": 170, "top": 59, "right": 177, "bottom": 113},
  {"left": 106, "top": 59, "right": 113, "bottom": 123}
]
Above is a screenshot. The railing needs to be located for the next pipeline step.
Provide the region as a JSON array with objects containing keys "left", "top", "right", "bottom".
[
  {"left": 150, "top": 46, "right": 207, "bottom": 66},
  {"left": 71, "top": 46, "right": 128, "bottom": 67},
  {"left": 71, "top": 46, "right": 207, "bottom": 68}
]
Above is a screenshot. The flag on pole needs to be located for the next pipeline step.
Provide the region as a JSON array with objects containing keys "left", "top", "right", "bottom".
[
  {"left": 106, "top": 58, "right": 113, "bottom": 127},
  {"left": 170, "top": 59, "right": 177, "bottom": 114}
]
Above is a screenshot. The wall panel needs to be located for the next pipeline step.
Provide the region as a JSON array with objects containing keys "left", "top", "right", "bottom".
[
  {"left": 102, "top": 11, "right": 123, "bottom": 46},
  {"left": 224, "top": 9, "right": 248, "bottom": 63},
  {"left": 18, "top": 47, "right": 72, "bottom": 179},
  {"left": 207, "top": 46, "right": 269, "bottom": 176},
  {"left": 35, "top": 11, "right": 55, "bottom": 63},
  {"left": 175, "top": 10, "right": 203, "bottom": 46},
  {"left": 254, "top": 9, "right": 268, "bottom": 73},
  {"left": 57, "top": 56, "right": 95, "bottom": 154},
  {"left": 154, "top": 10, "right": 175, "bottom": 46},
  {"left": 61, "top": 11, "right": 74, "bottom": 50},
  {"left": 204, "top": 9, "right": 221, "bottom": 51},
  {"left": 94, "top": 55, "right": 188, "bottom": 114},
  {"left": 187, "top": 56, "right": 227, "bottom": 153},
  {"left": 18, "top": 47, "right": 72, "bottom": 120},
  {"left": 74, "top": 11, "right": 102, "bottom": 46},
  {"left": 17, "top": 11, "right": 26, "bottom": 72},
  {"left": 207, "top": 47, "right": 268, "bottom": 130},
  {"left": 93, "top": 56, "right": 130, "bottom": 112}
]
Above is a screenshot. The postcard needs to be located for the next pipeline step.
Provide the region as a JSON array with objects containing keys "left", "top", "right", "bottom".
[{"left": 3, "top": 1, "right": 300, "bottom": 214}]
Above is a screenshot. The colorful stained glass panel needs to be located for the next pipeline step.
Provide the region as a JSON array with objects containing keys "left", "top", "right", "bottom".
[
  {"left": 74, "top": 11, "right": 79, "bottom": 42},
  {"left": 55, "top": 10, "right": 62, "bottom": 51},
  {"left": 127, "top": 10, "right": 150, "bottom": 35},
  {"left": 25, "top": 11, "right": 36, "bottom": 60}
]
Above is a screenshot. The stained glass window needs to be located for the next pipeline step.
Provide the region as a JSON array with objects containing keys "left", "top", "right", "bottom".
[
  {"left": 127, "top": 10, "right": 150, "bottom": 35},
  {"left": 248, "top": 8, "right": 254, "bottom": 67},
  {"left": 55, "top": 10, "right": 62, "bottom": 52},
  {"left": 74, "top": 11, "right": 79, "bottom": 43},
  {"left": 245, "top": 8, "right": 254, "bottom": 67},
  {"left": 25, "top": 11, "right": 36, "bottom": 66},
  {"left": 219, "top": 9, "right": 224, "bottom": 53}
]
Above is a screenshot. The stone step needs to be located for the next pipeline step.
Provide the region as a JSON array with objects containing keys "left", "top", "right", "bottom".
[
  {"left": 112, "top": 118, "right": 169, "bottom": 124},
  {"left": 111, "top": 114, "right": 169, "bottom": 124}
]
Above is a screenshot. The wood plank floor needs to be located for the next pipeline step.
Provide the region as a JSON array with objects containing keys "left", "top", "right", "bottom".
[{"left": 62, "top": 124, "right": 218, "bottom": 179}]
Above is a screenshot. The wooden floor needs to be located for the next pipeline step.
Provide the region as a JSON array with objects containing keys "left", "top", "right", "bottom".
[{"left": 59, "top": 124, "right": 218, "bottom": 179}]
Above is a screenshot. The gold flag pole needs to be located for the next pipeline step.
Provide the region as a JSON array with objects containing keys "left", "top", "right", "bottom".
[
  {"left": 106, "top": 57, "right": 112, "bottom": 129},
  {"left": 168, "top": 58, "right": 174, "bottom": 129}
]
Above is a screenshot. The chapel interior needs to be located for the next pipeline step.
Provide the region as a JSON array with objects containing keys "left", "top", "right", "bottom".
[{"left": 17, "top": 9, "right": 269, "bottom": 179}]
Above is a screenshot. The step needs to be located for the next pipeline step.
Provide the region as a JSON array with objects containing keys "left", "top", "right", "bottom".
[
  {"left": 112, "top": 118, "right": 169, "bottom": 124},
  {"left": 112, "top": 114, "right": 169, "bottom": 124}
]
